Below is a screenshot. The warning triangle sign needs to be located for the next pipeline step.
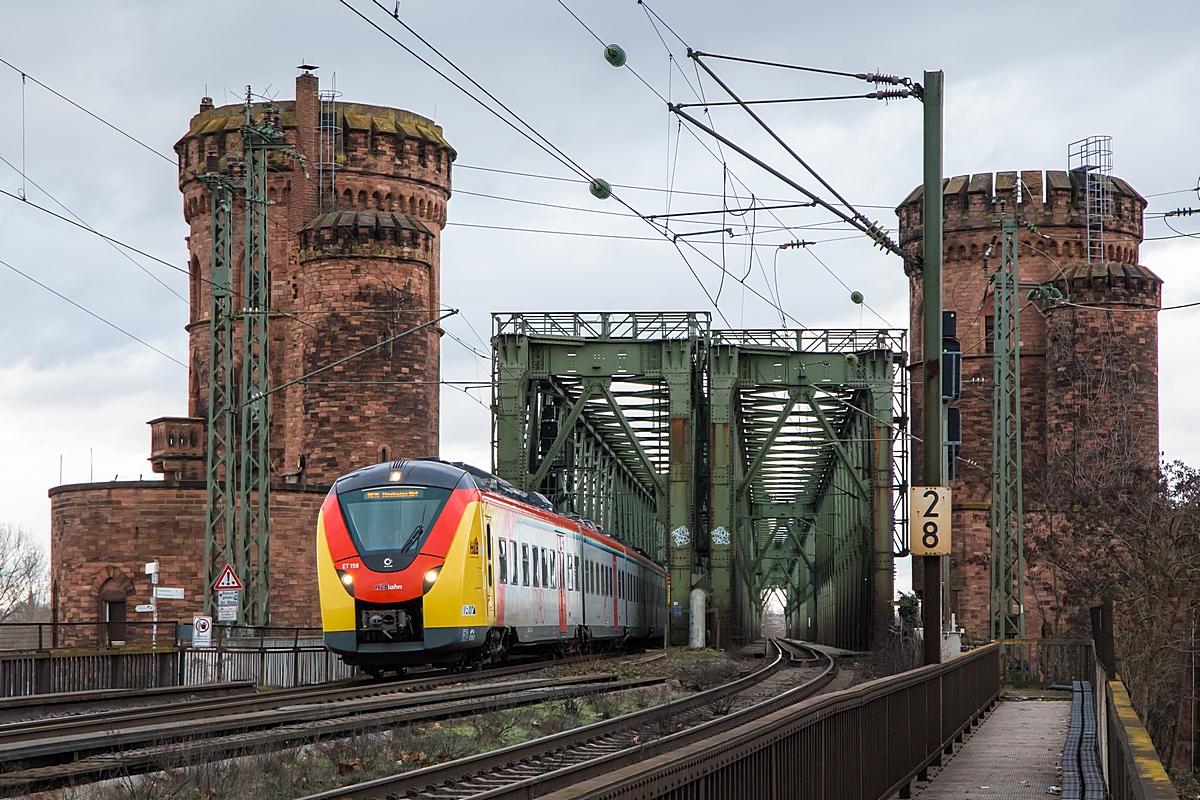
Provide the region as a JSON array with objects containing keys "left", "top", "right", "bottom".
[{"left": 213, "top": 565, "right": 244, "bottom": 590}]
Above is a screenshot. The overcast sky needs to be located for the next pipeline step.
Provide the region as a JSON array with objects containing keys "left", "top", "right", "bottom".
[{"left": 2, "top": 1, "right": 1198, "bottom": 596}]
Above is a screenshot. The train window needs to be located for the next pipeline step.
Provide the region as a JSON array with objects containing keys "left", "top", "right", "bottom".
[
  {"left": 541, "top": 549, "right": 549, "bottom": 588},
  {"left": 566, "top": 554, "right": 574, "bottom": 590},
  {"left": 339, "top": 485, "right": 452, "bottom": 557},
  {"left": 521, "top": 543, "right": 530, "bottom": 586},
  {"left": 575, "top": 555, "right": 581, "bottom": 591},
  {"left": 532, "top": 546, "right": 540, "bottom": 588},
  {"left": 619, "top": 571, "right": 623, "bottom": 600},
  {"left": 485, "top": 524, "right": 493, "bottom": 588},
  {"left": 498, "top": 539, "right": 507, "bottom": 584},
  {"left": 510, "top": 539, "right": 518, "bottom": 585},
  {"left": 548, "top": 551, "right": 556, "bottom": 588}
]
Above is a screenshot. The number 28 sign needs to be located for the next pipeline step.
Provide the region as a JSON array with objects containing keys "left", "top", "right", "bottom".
[{"left": 909, "top": 486, "right": 951, "bottom": 556}]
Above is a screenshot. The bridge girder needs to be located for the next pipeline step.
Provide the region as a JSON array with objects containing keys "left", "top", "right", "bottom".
[{"left": 492, "top": 313, "right": 906, "bottom": 650}]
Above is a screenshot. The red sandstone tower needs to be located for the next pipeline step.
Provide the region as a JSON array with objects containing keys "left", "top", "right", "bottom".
[
  {"left": 49, "top": 71, "right": 454, "bottom": 629},
  {"left": 896, "top": 170, "right": 1161, "bottom": 643}
]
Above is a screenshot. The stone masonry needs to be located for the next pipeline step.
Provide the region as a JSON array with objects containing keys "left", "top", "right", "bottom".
[
  {"left": 896, "top": 170, "right": 1161, "bottom": 643},
  {"left": 49, "top": 70, "right": 453, "bottom": 628}
]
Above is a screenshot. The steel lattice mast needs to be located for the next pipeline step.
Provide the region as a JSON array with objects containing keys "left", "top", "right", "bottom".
[
  {"left": 237, "top": 90, "right": 289, "bottom": 626},
  {"left": 989, "top": 214, "right": 1025, "bottom": 640},
  {"left": 202, "top": 169, "right": 236, "bottom": 621}
]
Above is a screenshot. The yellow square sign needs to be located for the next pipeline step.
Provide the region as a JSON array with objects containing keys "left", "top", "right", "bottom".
[{"left": 910, "top": 486, "right": 951, "bottom": 556}]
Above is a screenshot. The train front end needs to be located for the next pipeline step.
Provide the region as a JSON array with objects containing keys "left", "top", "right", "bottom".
[{"left": 317, "top": 459, "right": 490, "bottom": 670}]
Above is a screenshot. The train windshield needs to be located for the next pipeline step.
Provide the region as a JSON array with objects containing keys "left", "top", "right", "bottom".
[{"left": 339, "top": 486, "right": 452, "bottom": 556}]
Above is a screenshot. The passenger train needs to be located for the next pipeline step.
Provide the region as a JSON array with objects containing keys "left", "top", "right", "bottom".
[{"left": 317, "top": 458, "right": 668, "bottom": 673}]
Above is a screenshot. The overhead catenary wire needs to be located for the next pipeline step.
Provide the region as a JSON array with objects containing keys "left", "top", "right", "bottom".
[
  {"left": 0, "top": 156, "right": 187, "bottom": 303},
  {"left": 336, "top": 0, "right": 821, "bottom": 328},
  {"left": 0, "top": 256, "right": 186, "bottom": 368}
]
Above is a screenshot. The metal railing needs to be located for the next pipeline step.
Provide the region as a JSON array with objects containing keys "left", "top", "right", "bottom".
[
  {"left": 1096, "top": 660, "right": 1179, "bottom": 800},
  {"left": 1002, "top": 638, "right": 1095, "bottom": 687},
  {"left": 494, "top": 311, "right": 711, "bottom": 341},
  {"left": 710, "top": 327, "right": 907, "bottom": 354},
  {"left": 0, "top": 621, "right": 179, "bottom": 652},
  {"left": 542, "top": 643, "right": 1001, "bottom": 800}
]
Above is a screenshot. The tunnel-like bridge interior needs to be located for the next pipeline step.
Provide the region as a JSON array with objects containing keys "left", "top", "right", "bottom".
[{"left": 491, "top": 312, "right": 908, "bottom": 649}]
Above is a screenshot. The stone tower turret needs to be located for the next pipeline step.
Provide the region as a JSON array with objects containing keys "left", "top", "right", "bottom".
[
  {"left": 896, "top": 170, "right": 1161, "bottom": 642},
  {"left": 175, "top": 70, "right": 454, "bottom": 485}
]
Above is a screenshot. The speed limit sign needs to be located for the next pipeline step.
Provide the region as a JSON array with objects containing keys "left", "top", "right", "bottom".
[{"left": 910, "top": 486, "right": 951, "bottom": 556}]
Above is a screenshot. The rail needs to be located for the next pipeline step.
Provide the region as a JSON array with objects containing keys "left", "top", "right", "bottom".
[
  {"left": 305, "top": 640, "right": 836, "bottom": 800},
  {"left": 526, "top": 642, "right": 1000, "bottom": 800}
]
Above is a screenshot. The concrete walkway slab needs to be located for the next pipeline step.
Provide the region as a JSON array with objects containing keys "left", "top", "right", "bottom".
[{"left": 914, "top": 699, "right": 1070, "bottom": 799}]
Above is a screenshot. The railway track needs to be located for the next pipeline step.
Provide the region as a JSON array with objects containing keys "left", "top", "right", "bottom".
[
  {"left": 0, "top": 680, "right": 257, "bottom": 724},
  {"left": 303, "top": 639, "right": 836, "bottom": 800},
  {"left": 0, "top": 654, "right": 653, "bottom": 795}
]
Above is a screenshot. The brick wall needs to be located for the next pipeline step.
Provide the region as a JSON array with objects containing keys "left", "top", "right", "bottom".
[
  {"left": 898, "top": 170, "right": 1160, "bottom": 643},
  {"left": 50, "top": 482, "right": 326, "bottom": 627}
]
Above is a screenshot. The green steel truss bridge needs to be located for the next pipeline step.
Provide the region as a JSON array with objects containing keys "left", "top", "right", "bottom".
[{"left": 492, "top": 312, "right": 907, "bottom": 650}]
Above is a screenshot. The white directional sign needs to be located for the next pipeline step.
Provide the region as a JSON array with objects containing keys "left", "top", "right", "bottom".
[
  {"left": 909, "top": 486, "right": 952, "bottom": 556},
  {"left": 135, "top": 604, "right": 155, "bottom": 613},
  {"left": 154, "top": 587, "right": 185, "bottom": 600},
  {"left": 213, "top": 565, "right": 244, "bottom": 590},
  {"left": 192, "top": 615, "right": 213, "bottom": 648}
]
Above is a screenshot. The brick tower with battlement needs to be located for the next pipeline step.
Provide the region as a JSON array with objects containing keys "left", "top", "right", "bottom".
[
  {"left": 896, "top": 170, "right": 1161, "bottom": 643},
  {"left": 48, "top": 71, "right": 454, "bottom": 630}
]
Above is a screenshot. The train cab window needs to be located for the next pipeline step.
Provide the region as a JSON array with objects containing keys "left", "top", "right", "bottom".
[
  {"left": 498, "top": 539, "right": 508, "bottom": 584},
  {"left": 548, "top": 551, "right": 556, "bottom": 588},
  {"left": 338, "top": 485, "right": 452, "bottom": 562},
  {"left": 532, "top": 546, "right": 540, "bottom": 587},
  {"left": 521, "top": 543, "right": 530, "bottom": 586},
  {"left": 510, "top": 539, "right": 518, "bottom": 585}
]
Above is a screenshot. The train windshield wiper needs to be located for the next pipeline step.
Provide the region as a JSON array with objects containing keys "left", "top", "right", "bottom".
[{"left": 399, "top": 522, "right": 424, "bottom": 554}]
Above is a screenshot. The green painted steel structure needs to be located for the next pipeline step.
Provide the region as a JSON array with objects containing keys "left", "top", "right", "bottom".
[
  {"left": 201, "top": 172, "right": 236, "bottom": 622},
  {"left": 202, "top": 91, "right": 294, "bottom": 625},
  {"left": 989, "top": 215, "right": 1026, "bottom": 639},
  {"left": 491, "top": 312, "right": 906, "bottom": 650}
]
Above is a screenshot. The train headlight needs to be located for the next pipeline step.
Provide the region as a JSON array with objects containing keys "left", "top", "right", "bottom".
[
  {"left": 423, "top": 566, "right": 441, "bottom": 593},
  {"left": 340, "top": 571, "right": 354, "bottom": 586}
]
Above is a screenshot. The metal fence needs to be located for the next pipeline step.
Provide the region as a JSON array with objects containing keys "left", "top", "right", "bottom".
[
  {"left": 0, "top": 648, "right": 180, "bottom": 697},
  {"left": 182, "top": 646, "right": 354, "bottom": 686},
  {"left": 0, "top": 621, "right": 179, "bottom": 651},
  {"left": 550, "top": 643, "right": 1001, "bottom": 799},
  {"left": 1096, "top": 660, "right": 1178, "bottom": 800},
  {"left": 1002, "top": 638, "right": 1095, "bottom": 687}
]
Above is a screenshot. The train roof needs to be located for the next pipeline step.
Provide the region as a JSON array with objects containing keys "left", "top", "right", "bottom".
[{"left": 331, "top": 458, "right": 660, "bottom": 566}]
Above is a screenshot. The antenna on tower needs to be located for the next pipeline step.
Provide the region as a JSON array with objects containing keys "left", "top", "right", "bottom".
[{"left": 1068, "top": 136, "right": 1113, "bottom": 265}]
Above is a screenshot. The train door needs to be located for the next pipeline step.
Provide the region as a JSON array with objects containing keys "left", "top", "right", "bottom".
[
  {"left": 556, "top": 533, "right": 567, "bottom": 634},
  {"left": 484, "top": 517, "right": 495, "bottom": 620},
  {"left": 611, "top": 553, "right": 619, "bottom": 631}
]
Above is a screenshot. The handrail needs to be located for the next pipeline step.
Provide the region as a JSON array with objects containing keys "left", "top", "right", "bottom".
[
  {"left": 536, "top": 643, "right": 1001, "bottom": 800},
  {"left": 1105, "top": 680, "right": 1178, "bottom": 800}
]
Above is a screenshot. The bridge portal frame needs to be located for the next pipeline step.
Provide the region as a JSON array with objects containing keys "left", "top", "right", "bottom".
[{"left": 492, "top": 313, "right": 906, "bottom": 650}]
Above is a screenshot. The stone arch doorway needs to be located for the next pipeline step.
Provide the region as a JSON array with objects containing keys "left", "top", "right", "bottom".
[{"left": 92, "top": 566, "right": 135, "bottom": 646}]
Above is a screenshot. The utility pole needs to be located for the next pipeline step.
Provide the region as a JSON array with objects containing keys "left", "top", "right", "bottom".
[{"left": 921, "top": 70, "right": 944, "bottom": 666}]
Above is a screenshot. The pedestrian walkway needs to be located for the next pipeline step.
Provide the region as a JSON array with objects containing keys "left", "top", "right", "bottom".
[{"left": 914, "top": 699, "right": 1070, "bottom": 799}]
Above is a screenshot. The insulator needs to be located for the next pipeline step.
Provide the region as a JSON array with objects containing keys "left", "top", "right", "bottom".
[
  {"left": 866, "top": 73, "right": 901, "bottom": 85},
  {"left": 869, "top": 89, "right": 911, "bottom": 100}
]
